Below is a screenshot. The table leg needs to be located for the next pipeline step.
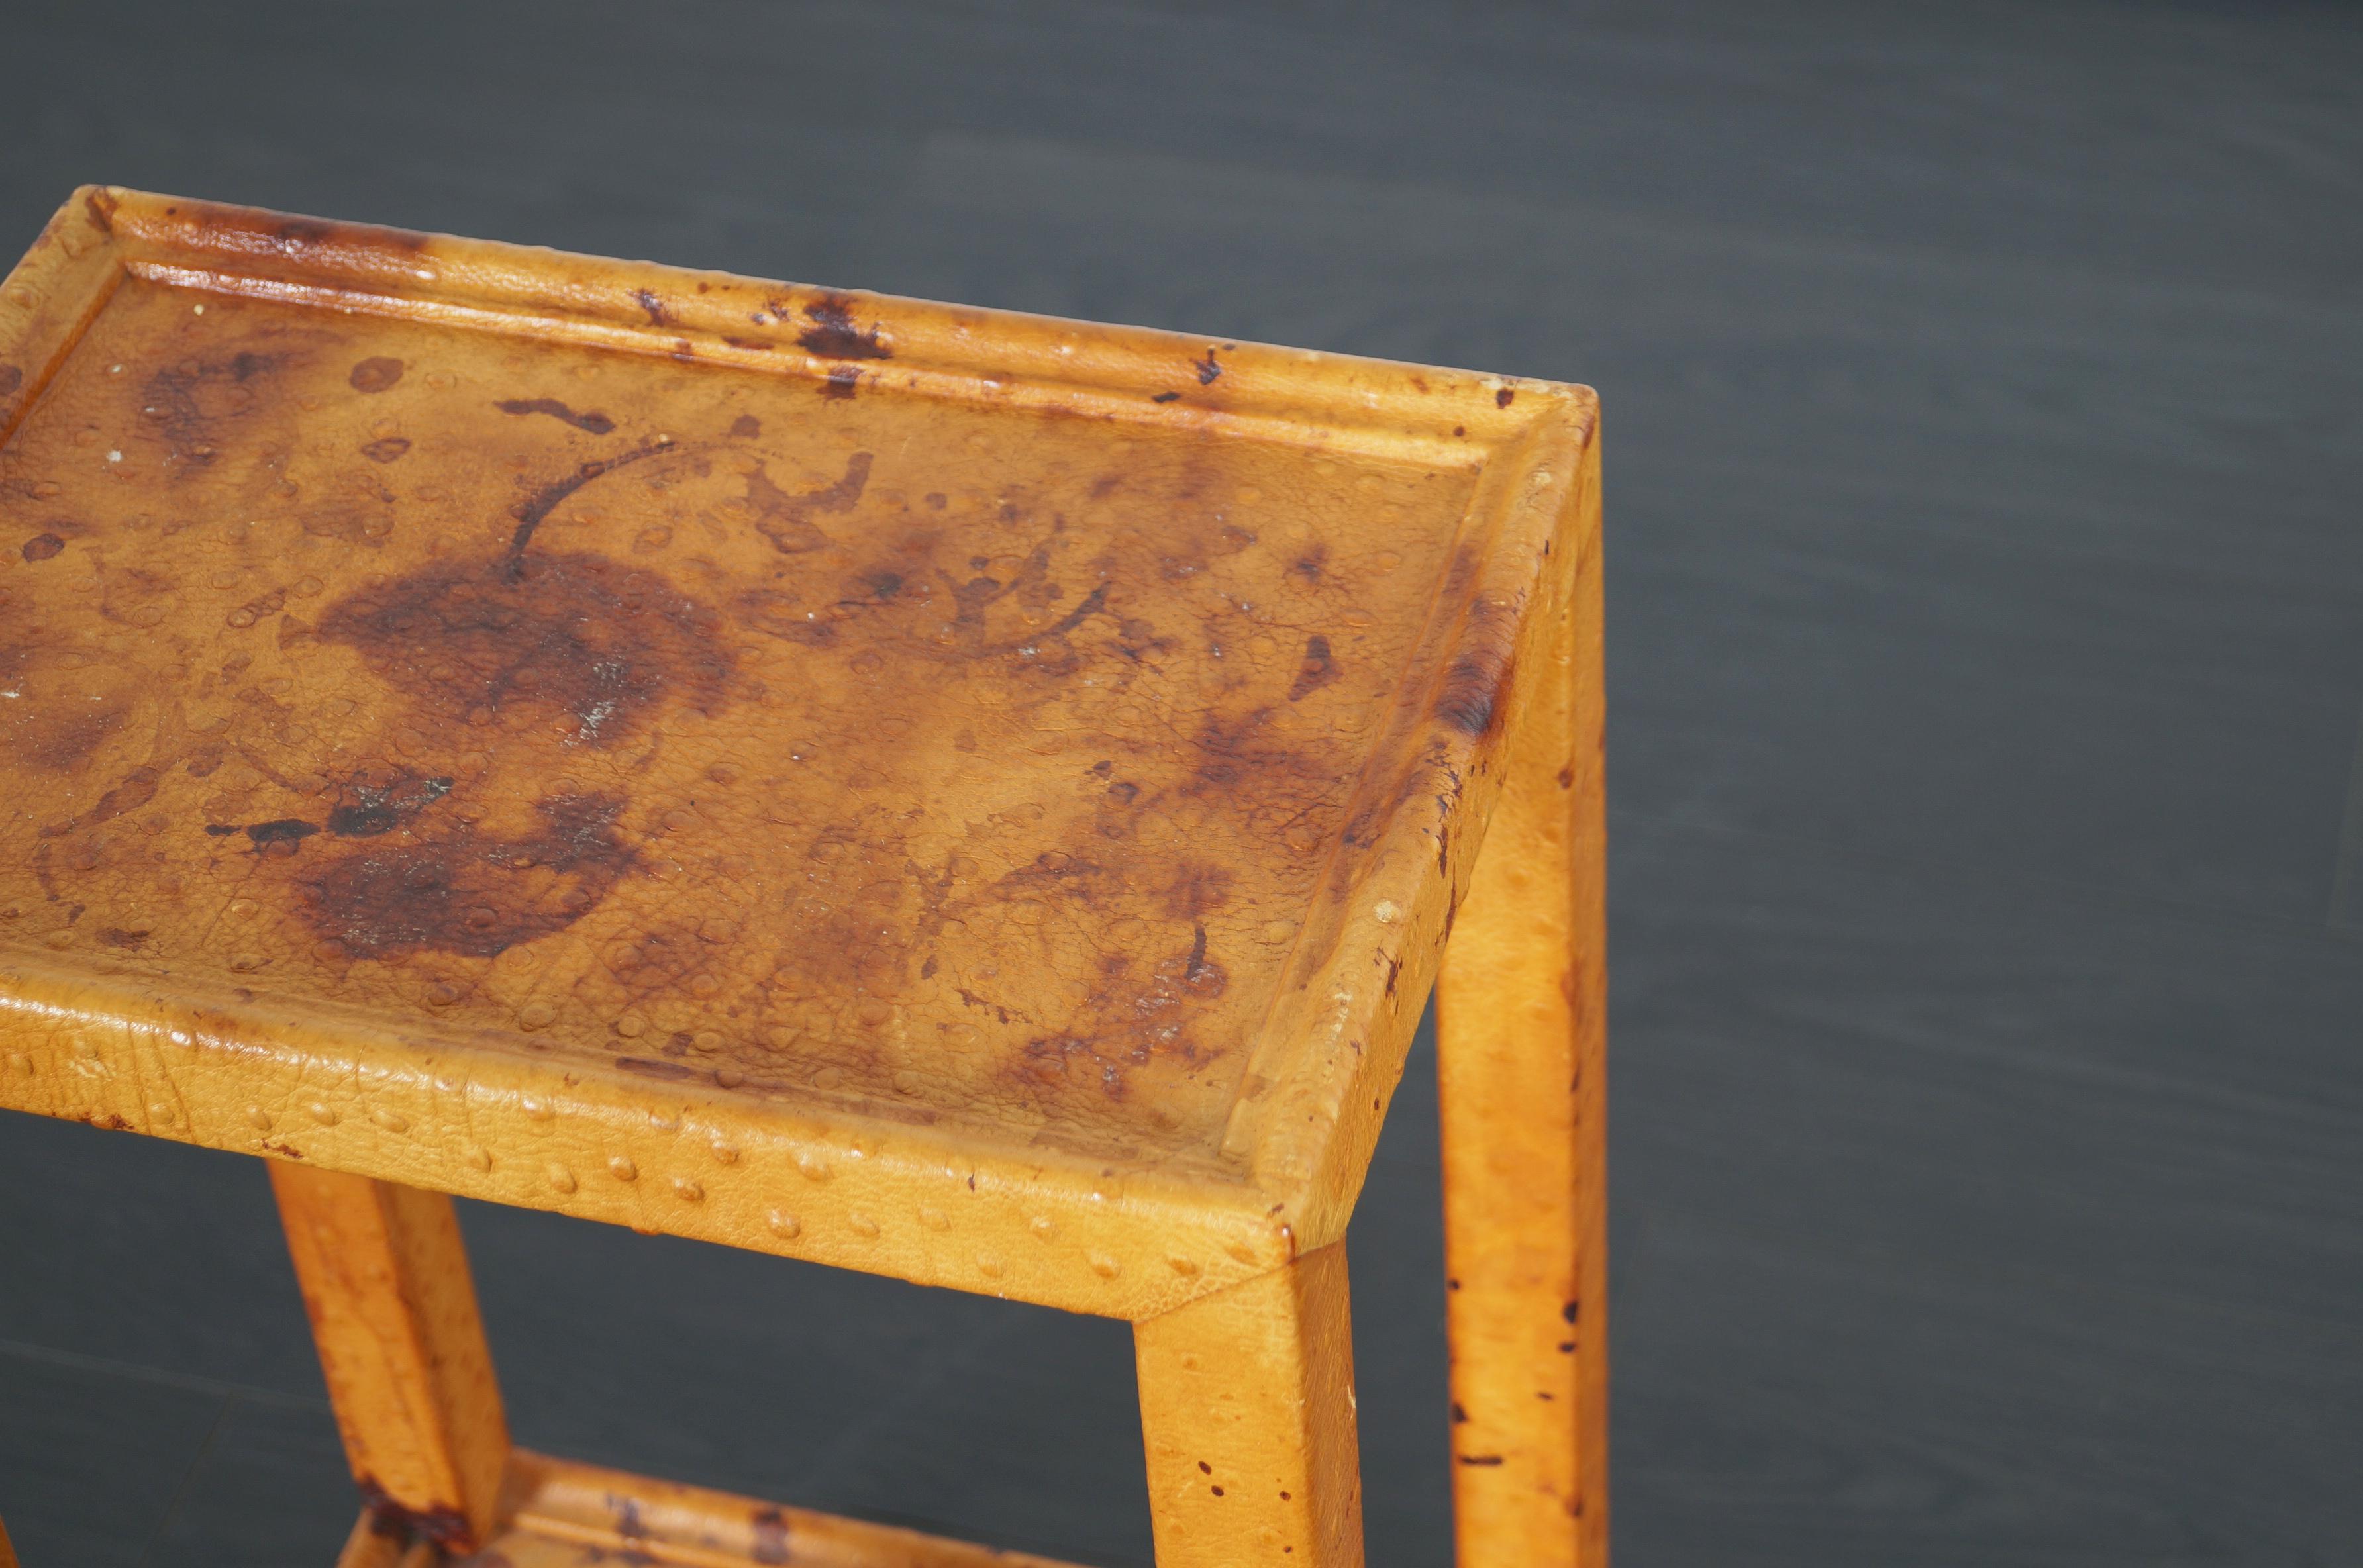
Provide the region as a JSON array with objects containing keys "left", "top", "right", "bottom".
[
  {"left": 271, "top": 1165, "right": 511, "bottom": 1555},
  {"left": 1434, "top": 429, "right": 1607, "bottom": 1566},
  {"left": 1134, "top": 1245, "right": 1364, "bottom": 1567}
]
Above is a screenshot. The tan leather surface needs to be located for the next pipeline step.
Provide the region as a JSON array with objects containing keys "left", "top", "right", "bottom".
[
  {"left": 0, "top": 189, "right": 1596, "bottom": 1322},
  {"left": 0, "top": 229, "right": 1459, "bottom": 1162}
]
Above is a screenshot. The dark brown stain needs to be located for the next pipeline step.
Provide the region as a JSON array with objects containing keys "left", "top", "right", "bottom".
[
  {"left": 1193, "top": 350, "right": 1222, "bottom": 385},
  {"left": 299, "top": 791, "right": 636, "bottom": 960},
  {"left": 501, "top": 439, "right": 678, "bottom": 577},
  {"left": 750, "top": 1508, "right": 791, "bottom": 1565},
  {"left": 348, "top": 357, "right": 405, "bottom": 393},
  {"left": 746, "top": 451, "right": 873, "bottom": 554},
  {"left": 357, "top": 1475, "right": 475, "bottom": 1553},
  {"left": 821, "top": 365, "right": 860, "bottom": 400},
  {"left": 200, "top": 773, "right": 450, "bottom": 848},
  {"left": 1288, "top": 634, "right": 1338, "bottom": 701},
  {"left": 1151, "top": 391, "right": 1181, "bottom": 404},
  {"left": 0, "top": 364, "right": 21, "bottom": 399},
  {"left": 729, "top": 413, "right": 761, "bottom": 438},
  {"left": 1451, "top": 1402, "right": 1470, "bottom": 1423},
  {"left": 21, "top": 532, "right": 63, "bottom": 562},
  {"left": 322, "top": 549, "right": 732, "bottom": 747},
  {"left": 634, "top": 287, "right": 672, "bottom": 327},
  {"left": 496, "top": 397, "right": 616, "bottom": 435},
  {"left": 327, "top": 773, "right": 455, "bottom": 837},
  {"left": 1458, "top": 1454, "right": 1507, "bottom": 1467},
  {"left": 1037, "top": 583, "right": 1109, "bottom": 642},
  {"left": 1496, "top": 387, "right": 1515, "bottom": 408},
  {"left": 360, "top": 437, "right": 411, "bottom": 463},
  {"left": 144, "top": 345, "right": 289, "bottom": 464},
  {"left": 615, "top": 1496, "right": 650, "bottom": 1540},
  {"left": 81, "top": 188, "right": 117, "bottom": 234},
  {"left": 795, "top": 295, "right": 891, "bottom": 360}
]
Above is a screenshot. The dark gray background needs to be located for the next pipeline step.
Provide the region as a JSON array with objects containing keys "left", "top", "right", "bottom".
[{"left": 3, "top": 2, "right": 2360, "bottom": 1563}]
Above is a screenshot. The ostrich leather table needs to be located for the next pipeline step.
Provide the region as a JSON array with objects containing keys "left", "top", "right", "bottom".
[{"left": 0, "top": 187, "right": 1605, "bottom": 1568}]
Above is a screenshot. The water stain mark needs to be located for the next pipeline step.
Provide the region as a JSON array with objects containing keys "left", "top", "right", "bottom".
[
  {"left": 747, "top": 451, "right": 873, "bottom": 554},
  {"left": 349, "top": 357, "right": 405, "bottom": 393}
]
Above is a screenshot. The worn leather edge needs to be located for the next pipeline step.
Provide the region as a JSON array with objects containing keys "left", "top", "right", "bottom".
[
  {"left": 0, "top": 946, "right": 1295, "bottom": 1320},
  {"left": 79, "top": 184, "right": 1552, "bottom": 464},
  {"left": 1239, "top": 400, "right": 1601, "bottom": 1251},
  {"left": 0, "top": 187, "right": 128, "bottom": 447}
]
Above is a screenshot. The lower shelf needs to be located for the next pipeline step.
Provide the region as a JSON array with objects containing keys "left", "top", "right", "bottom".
[{"left": 334, "top": 1449, "right": 1090, "bottom": 1568}]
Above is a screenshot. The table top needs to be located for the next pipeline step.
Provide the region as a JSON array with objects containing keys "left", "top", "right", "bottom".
[{"left": 0, "top": 189, "right": 1593, "bottom": 1313}]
